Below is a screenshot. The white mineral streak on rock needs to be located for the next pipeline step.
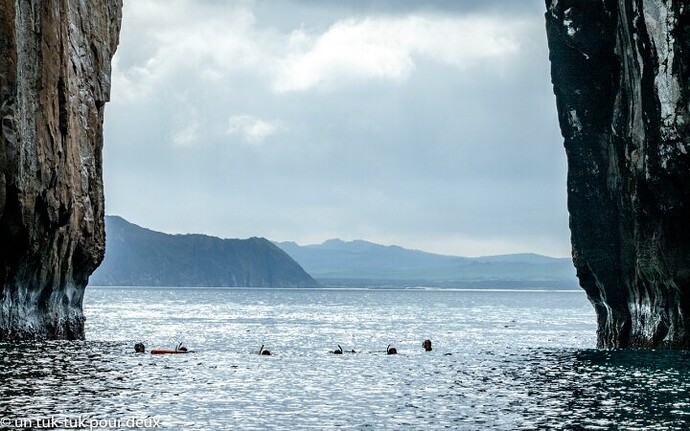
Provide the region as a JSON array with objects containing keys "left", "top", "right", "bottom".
[
  {"left": 568, "top": 109, "right": 583, "bottom": 134},
  {"left": 563, "top": 7, "right": 578, "bottom": 37},
  {"left": 643, "top": 0, "right": 681, "bottom": 153},
  {"left": 549, "top": 0, "right": 559, "bottom": 19}
]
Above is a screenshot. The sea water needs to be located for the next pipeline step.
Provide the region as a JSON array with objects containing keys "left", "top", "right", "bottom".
[{"left": 1, "top": 287, "right": 690, "bottom": 430}]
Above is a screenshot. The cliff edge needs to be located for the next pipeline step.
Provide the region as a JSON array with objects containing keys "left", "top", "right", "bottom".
[
  {"left": 545, "top": 0, "right": 690, "bottom": 348},
  {"left": 0, "top": 1, "right": 122, "bottom": 338},
  {"left": 91, "top": 216, "right": 321, "bottom": 288}
]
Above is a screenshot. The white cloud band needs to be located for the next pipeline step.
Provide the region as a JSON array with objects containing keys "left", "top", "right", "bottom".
[
  {"left": 227, "top": 115, "right": 285, "bottom": 144},
  {"left": 273, "top": 15, "right": 526, "bottom": 92}
]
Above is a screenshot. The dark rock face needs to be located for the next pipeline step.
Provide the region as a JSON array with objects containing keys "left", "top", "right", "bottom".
[
  {"left": 0, "top": 1, "right": 122, "bottom": 339},
  {"left": 545, "top": 0, "right": 690, "bottom": 348}
]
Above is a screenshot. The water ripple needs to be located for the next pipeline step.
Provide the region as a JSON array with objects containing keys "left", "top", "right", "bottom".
[{"left": 0, "top": 288, "right": 687, "bottom": 430}]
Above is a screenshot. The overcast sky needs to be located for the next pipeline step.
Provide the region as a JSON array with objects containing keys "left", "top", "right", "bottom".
[{"left": 103, "top": 0, "right": 570, "bottom": 258}]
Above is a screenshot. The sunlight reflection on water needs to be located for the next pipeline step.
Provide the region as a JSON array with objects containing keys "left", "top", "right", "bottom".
[{"left": 1, "top": 288, "right": 688, "bottom": 429}]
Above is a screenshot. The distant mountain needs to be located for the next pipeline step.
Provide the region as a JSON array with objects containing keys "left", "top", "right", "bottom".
[
  {"left": 276, "top": 239, "right": 577, "bottom": 288},
  {"left": 90, "top": 216, "right": 319, "bottom": 287}
]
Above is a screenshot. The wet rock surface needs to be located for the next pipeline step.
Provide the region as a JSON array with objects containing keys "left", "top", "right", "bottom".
[
  {"left": 0, "top": 1, "right": 122, "bottom": 338},
  {"left": 545, "top": 0, "right": 690, "bottom": 348}
]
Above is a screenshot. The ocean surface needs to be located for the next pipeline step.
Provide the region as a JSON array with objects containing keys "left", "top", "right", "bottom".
[{"left": 1, "top": 287, "right": 690, "bottom": 430}]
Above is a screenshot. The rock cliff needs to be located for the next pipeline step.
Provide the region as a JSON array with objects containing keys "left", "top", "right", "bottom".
[
  {"left": 0, "top": 1, "right": 122, "bottom": 338},
  {"left": 545, "top": 0, "right": 690, "bottom": 348}
]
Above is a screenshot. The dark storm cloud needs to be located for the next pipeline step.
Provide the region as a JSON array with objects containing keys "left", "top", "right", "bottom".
[{"left": 277, "top": 0, "right": 541, "bottom": 14}]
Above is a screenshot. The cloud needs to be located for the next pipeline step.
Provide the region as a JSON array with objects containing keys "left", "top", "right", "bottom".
[
  {"left": 104, "top": 0, "right": 571, "bottom": 257},
  {"left": 227, "top": 115, "right": 285, "bottom": 144},
  {"left": 112, "top": 1, "right": 529, "bottom": 100},
  {"left": 172, "top": 121, "right": 199, "bottom": 147},
  {"left": 111, "top": 1, "right": 263, "bottom": 103},
  {"left": 272, "top": 15, "right": 527, "bottom": 92}
]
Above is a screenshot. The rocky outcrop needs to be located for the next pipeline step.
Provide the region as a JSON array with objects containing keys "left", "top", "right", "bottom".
[
  {"left": 545, "top": 0, "right": 690, "bottom": 348},
  {"left": 0, "top": 1, "right": 122, "bottom": 339},
  {"left": 90, "top": 216, "right": 321, "bottom": 288}
]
